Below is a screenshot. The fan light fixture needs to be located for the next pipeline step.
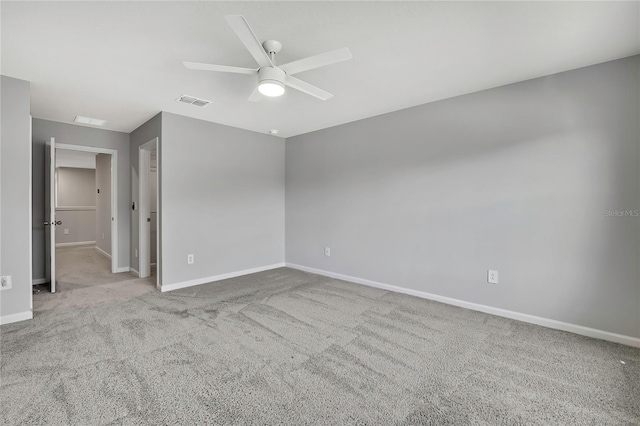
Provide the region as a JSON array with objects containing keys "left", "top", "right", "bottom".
[
  {"left": 257, "top": 66, "right": 286, "bottom": 97},
  {"left": 183, "top": 15, "right": 352, "bottom": 102},
  {"left": 258, "top": 81, "right": 285, "bottom": 97}
]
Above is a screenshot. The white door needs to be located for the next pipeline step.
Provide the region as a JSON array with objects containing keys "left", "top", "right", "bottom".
[
  {"left": 44, "top": 137, "right": 57, "bottom": 292},
  {"left": 139, "top": 138, "right": 158, "bottom": 281},
  {"left": 139, "top": 147, "right": 151, "bottom": 278}
]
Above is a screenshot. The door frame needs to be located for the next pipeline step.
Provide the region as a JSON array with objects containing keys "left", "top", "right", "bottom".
[
  {"left": 138, "top": 138, "right": 160, "bottom": 289},
  {"left": 56, "top": 143, "right": 118, "bottom": 274},
  {"left": 45, "top": 138, "right": 56, "bottom": 291}
]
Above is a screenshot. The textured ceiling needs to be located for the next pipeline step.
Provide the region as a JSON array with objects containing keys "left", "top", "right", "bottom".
[{"left": 2, "top": 1, "right": 639, "bottom": 138}]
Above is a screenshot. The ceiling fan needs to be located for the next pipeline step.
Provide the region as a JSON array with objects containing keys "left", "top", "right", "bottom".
[{"left": 183, "top": 15, "right": 352, "bottom": 101}]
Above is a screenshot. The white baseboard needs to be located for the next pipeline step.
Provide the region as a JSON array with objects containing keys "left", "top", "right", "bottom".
[
  {"left": 130, "top": 267, "right": 140, "bottom": 277},
  {"left": 94, "top": 246, "right": 112, "bottom": 260},
  {"left": 114, "top": 266, "right": 130, "bottom": 273},
  {"left": 285, "top": 263, "right": 640, "bottom": 348},
  {"left": 56, "top": 241, "right": 95, "bottom": 248},
  {"left": 161, "top": 263, "right": 286, "bottom": 293},
  {"left": 0, "top": 311, "right": 33, "bottom": 325},
  {"left": 32, "top": 278, "right": 47, "bottom": 285}
]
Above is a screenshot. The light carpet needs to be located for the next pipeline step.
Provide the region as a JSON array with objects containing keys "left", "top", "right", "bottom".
[
  {"left": 33, "top": 245, "right": 156, "bottom": 312},
  {"left": 1, "top": 262, "right": 638, "bottom": 424}
]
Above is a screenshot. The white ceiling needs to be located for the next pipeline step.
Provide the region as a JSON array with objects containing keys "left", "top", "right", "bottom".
[{"left": 2, "top": 2, "right": 638, "bottom": 138}]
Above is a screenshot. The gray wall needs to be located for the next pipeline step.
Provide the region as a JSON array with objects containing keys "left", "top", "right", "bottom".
[
  {"left": 1, "top": 76, "right": 32, "bottom": 319},
  {"left": 54, "top": 167, "right": 97, "bottom": 245},
  {"left": 130, "top": 113, "right": 162, "bottom": 274},
  {"left": 56, "top": 167, "right": 95, "bottom": 206},
  {"left": 286, "top": 56, "right": 640, "bottom": 338},
  {"left": 95, "top": 154, "right": 112, "bottom": 255},
  {"left": 55, "top": 210, "right": 96, "bottom": 245},
  {"left": 32, "top": 119, "right": 130, "bottom": 279},
  {"left": 161, "top": 112, "right": 285, "bottom": 287}
]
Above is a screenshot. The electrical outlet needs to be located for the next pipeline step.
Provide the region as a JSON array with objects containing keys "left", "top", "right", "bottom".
[
  {"left": 187, "top": 254, "right": 194, "bottom": 264},
  {"left": 64, "top": 229, "right": 69, "bottom": 235},
  {"left": 487, "top": 270, "right": 499, "bottom": 284},
  {"left": 1, "top": 276, "right": 12, "bottom": 290},
  {"left": 135, "top": 249, "right": 138, "bottom": 258},
  {"left": 324, "top": 247, "right": 331, "bottom": 257}
]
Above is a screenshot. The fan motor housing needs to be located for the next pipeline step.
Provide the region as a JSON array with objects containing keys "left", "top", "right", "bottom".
[{"left": 258, "top": 66, "right": 286, "bottom": 85}]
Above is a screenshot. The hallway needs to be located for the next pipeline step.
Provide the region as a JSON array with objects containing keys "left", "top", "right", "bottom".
[{"left": 33, "top": 245, "right": 156, "bottom": 312}]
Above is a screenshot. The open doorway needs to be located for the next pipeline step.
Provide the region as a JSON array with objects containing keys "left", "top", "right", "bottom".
[
  {"left": 52, "top": 148, "right": 117, "bottom": 292},
  {"left": 51, "top": 147, "right": 116, "bottom": 291},
  {"left": 138, "top": 138, "right": 160, "bottom": 289},
  {"left": 41, "top": 141, "right": 119, "bottom": 294}
]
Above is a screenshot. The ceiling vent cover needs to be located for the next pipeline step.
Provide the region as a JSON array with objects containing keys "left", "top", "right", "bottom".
[{"left": 176, "top": 95, "right": 211, "bottom": 107}]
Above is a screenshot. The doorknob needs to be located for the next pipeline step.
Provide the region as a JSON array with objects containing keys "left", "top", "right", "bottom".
[
  {"left": 44, "top": 221, "right": 50, "bottom": 226},
  {"left": 55, "top": 221, "right": 62, "bottom": 225}
]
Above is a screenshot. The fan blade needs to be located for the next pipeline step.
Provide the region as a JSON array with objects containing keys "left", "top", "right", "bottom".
[
  {"left": 285, "top": 76, "right": 333, "bottom": 100},
  {"left": 280, "top": 48, "right": 352, "bottom": 75},
  {"left": 225, "top": 15, "right": 273, "bottom": 68},
  {"left": 183, "top": 62, "right": 257, "bottom": 75},
  {"left": 248, "top": 86, "right": 262, "bottom": 102}
]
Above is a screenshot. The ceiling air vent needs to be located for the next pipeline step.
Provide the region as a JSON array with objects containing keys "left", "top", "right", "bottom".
[{"left": 176, "top": 95, "right": 211, "bottom": 107}]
